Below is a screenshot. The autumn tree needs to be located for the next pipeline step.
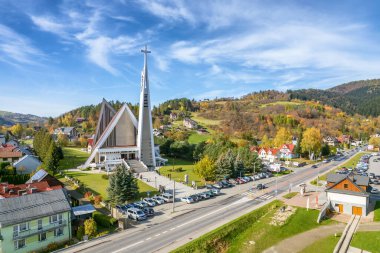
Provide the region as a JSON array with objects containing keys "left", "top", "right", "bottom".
[
  {"left": 273, "top": 127, "right": 292, "bottom": 147},
  {"left": 10, "top": 124, "right": 23, "bottom": 138},
  {"left": 260, "top": 135, "right": 272, "bottom": 148},
  {"left": 369, "top": 137, "right": 380, "bottom": 148},
  {"left": 84, "top": 218, "right": 97, "bottom": 238},
  {"left": 57, "top": 133, "right": 69, "bottom": 147},
  {"left": 194, "top": 155, "right": 216, "bottom": 181},
  {"left": 301, "top": 127, "right": 322, "bottom": 160}
]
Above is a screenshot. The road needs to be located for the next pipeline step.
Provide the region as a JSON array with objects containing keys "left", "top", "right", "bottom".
[{"left": 62, "top": 150, "right": 359, "bottom": 253}]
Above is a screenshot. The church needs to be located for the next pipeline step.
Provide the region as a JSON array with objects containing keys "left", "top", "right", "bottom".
[{"left": 83, "top": 46, "right": 167, "bottom": 172}]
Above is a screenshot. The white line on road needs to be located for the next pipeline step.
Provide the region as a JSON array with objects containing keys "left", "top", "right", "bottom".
[
  {"left": 112, "top": 240, "right": 144, "bottom": 253},
  {"left": 155, "top": 234, "right": 161, "bottom": 237},
  {"left": 162, "top": 231, "right": 168, "bottom": 234},
  {"left": 146, "top": 237, "right": 152, "bottom": 241},
  {"left": 170, "top": 227, "right": 176, "bottom": 231}
]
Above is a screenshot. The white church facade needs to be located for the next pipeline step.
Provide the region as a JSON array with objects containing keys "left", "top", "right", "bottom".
[{"left": 83, "top": 46, "right": 167, "bottom": 172}]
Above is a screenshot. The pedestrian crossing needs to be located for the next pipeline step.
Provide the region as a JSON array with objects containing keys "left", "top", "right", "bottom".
[{"left": 241, "top": 191, "right": 274, "bottom": 201}]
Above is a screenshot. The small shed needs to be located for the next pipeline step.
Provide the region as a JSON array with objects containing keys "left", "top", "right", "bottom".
[{"left": 72, "top": 204, "right": 96, "bottom": 220}]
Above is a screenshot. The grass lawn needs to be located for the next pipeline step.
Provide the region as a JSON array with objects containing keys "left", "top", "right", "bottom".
[
  {"left": 173, "top": 200, "right": 335, "bottom": 253},
  {"left": 299, "top": 234, "right": 340, "bottom": 253},
  {"left": 59, "top": 147, "right": 90, "bottom": 170},
  {"left": 61, "top": 171, "right": 158, "bottom": 201},
  {"left": 283, "top": 192, "right": 298, "bottom": 199},
  {"left": 21, "top": 139, "right": 33, "bottom": 146},
  {"left": 374, "top": 201, "right": 380, "bottom": 222},
  {"left": 260, "top": 101, "right": 301, "bottom": 108},
  {"left": 191, "top": 112, "right": 221, "bottom": 127},
  {"left": 159, "top": 157, "right": 204, "bottom": 186},
  {"left": 310, "top": 152, "right": 371, "bottom": 185},
  {"left": 351, "top": 231, "right": 380, "bottom": 253},
  {"left": 188, "top": 131, "right": 211, "bottom": 144}
]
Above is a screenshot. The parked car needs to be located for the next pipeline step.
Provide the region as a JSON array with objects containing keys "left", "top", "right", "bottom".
[
  {"left": 123, "top": 203, "right": 136, "bottom": 212},
  {"left": 161, "top": 193, "right": 173, "bottom": 202},
  {"left": 228, "top": 179, "right": 237, "bottom": 185},
  {"left": 152, "top": 196, "right": 165, "bottom": 205},
  {"left": 371, "top": 188, "right": 380, "bottom": 194},
  {"left": 213, "top": 183, "right": 223, "bottom": 189},
  {"left": 127, "top": 208, "right": 147, "bottom": 221},
  {"left": 134, "top": 201, "right": 148, "bottom": 208},
  {"left": 311, "top": 165, "right": 318, "bottom": 169},
  {"left": 210, "top": 188, "right": 221, "bottom": 195},
  {"left": 181, "top": 196, "right": 194, "bottom": 204},
  {"left": 142, "top": 207, "right": 155, "bottom": 216},
  {"left": 116, "top": 205, "right": 126, "bottom": 214},
  {"left": 143, "top": 198, "right": 156, "bottom": 207},
  {"left": 243, "top": 176, "right": 252, "bottom": 182},
  {"left": 221, "top": 180, "right": 233, "bottom": 187},
  {"left": 190, "top": 194, "right": 200, "bottom": 202},
  {"left": 199, "top": 192, "right": 211, "bottom": 199}
]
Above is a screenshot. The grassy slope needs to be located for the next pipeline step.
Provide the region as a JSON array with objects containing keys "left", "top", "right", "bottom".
[
  {"left": 351, "top": 231, "right": 380, "bottom": 253},
  {"left": 62, "top": 171, "right": 158, "bottom": 201},
  {"left": 59, "top": 147, "right": 90, "bottom": 170},
  {"left": 159, "top": 157, "right": 204, "bottom": 186},
  {"left": 188, "top": 132, "right": 211, "bottom": 144},
  {"left": 299, "top": 235, "right": 340, "bottom": 253},
  {"left": 173, "top": 200, "right": 334, "bottom": 253},
  {"left": 260, "top": 101, "right": 301, "bottom": 108}
]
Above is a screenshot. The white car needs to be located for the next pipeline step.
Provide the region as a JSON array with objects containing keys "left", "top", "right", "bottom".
[
  {"left": 152, "top": 196, "right": 165, "bottom": 205},
  {"left": 371, "top": 188, "right": 380, "bottom": 194},
  {"left": 143, "top": 198, "right": 156, "bottom": 207},
  {"left": 180, "top": 196, "right": 194, "bottom": 204},
  {"left": 161, "top": 193, "right": 173, "bottom": 202}
]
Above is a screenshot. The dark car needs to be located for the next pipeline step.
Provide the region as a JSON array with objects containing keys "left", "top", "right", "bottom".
[
  {"left": 256, "top": 184, "right": 266, "bottom": 190},
  {"left": 142, "top": 207, "right": 155, "bottom": 217},
  {"left": 311, "top": 165, "right": 318, "bottom": 169}
]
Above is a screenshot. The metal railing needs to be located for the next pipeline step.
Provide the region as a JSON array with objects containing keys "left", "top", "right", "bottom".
[{"left": 13, "top": 220, "right": 67, "bottom": 239}]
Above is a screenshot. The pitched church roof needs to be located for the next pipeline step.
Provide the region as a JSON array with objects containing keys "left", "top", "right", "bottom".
[{"left": 93, "top": 99, "right": 117, "bottom": 145}]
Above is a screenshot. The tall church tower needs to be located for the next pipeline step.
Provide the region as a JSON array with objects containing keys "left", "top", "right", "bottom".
[{"left": 137, "top": 45, "right": 156, "bottom": 168}]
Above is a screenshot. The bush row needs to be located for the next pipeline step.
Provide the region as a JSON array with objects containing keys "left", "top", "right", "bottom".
[{"left": 92, "top": 211, "right": 117, "bottom": 228}]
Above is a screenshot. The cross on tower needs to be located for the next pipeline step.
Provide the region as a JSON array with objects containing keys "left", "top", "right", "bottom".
[{"left": 141, "top": 45, "right": 151, "bottom": 56}]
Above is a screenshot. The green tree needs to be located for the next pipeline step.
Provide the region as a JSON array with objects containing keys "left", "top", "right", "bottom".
[
  {"left": 301, "top": 127, "right": 322, "bottom": 160},
  {"left": 321, "top": 143, "right": 331, "bottom": 157},
  {"left": 44, "top": 142, "right": 61, "bottom": 175},
  {"left": 294, "top": 128, "right": 303, "bottom": 157},
  {"left": 234, "top": 152, "right": 245, "bottom": 177},
  {"left": 215, "top": 149, "right": 235, "bottom": 180},
  {"left": 57, "top": 133, "right": 69, "bottom": 147},
  {"left": 107, "top": 165, "right": 139, "bottom": 205},
  {"left": 194, "top": 155, "right": 216, "bottom": 181},
  {"left": 193, "top": 141, "right": 207, "bottom": 161},
  {"left": 260, "top": 135, "right": 272, "bottom": 148},
  {"left": 84, "top": 218, "right": 97, "bottom": 238}
]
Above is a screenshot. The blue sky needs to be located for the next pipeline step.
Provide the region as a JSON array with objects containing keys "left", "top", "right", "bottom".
[{"left": 0, "top": 0, "right": 380, "bottom": 117}]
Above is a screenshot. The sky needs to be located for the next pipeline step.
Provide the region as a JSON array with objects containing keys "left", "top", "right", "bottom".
[{"left": 0, "top": 0, "right": 380, "bottom": 117}]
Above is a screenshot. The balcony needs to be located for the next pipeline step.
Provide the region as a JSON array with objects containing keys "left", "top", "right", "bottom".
[{"left": 13, "top": 220, "right": 67, "bottom": 239}]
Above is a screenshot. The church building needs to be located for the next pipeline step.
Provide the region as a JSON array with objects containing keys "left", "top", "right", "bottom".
[{"left": 83, "top": 46, "right": 167, "bottom": 172}]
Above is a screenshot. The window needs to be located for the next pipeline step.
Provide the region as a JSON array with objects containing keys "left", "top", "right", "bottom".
[
  {"left": 38, "top": 232, "right": 46, "bottom": 242},
  {"left": 50, "top": 214, "right": 59, "bottom": 223},
  {"left": 38, "top": 219, "right": 42, "bottom": 230},
  {"left": 14, "top": 239, "right": 25, "bottom": 249},
  {"left": 54, "top": 228, "right": 63, "bottom": 237},
  {"left": 344, "top": 184, "right": 348, "bottom": 189}
]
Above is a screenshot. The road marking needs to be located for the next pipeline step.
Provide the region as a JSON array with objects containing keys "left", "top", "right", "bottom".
[
  {"left": 170, "top": 227, "right": 176, "bottom": 231},
  {"left": 162, "top": 230, "right": 168, "bottom": 234},
  {"left": 111, "top": 240, "right": 144, "bottom": 253},
  {"left": 146, "top": 237, "right": 152, "bottom": 241},
  {"left": 155, "top": 234, "right": 161, "bottom": 237}
]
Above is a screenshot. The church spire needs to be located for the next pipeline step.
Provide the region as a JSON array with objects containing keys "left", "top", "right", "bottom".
[{"left": 137, "top": 45, "right": 156, "bottom": 168}]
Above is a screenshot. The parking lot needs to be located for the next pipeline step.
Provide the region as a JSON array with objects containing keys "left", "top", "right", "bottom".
[{"left": 368, "top": 155, "right": 380, "bottom": 176}]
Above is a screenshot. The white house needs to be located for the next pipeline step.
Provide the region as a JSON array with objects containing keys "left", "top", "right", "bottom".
[{"left": 325, "top": 174, "right": 370, "bottom": 216}]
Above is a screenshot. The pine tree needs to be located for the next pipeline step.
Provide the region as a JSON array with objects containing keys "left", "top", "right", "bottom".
[
  {"left": 295, "top": 128, "right": 303, "bottom": 157},
  {"left": 107, "top": 165, "right": 139, "bottom": 205},
  {"left": 44, "top": 142, "right": 60, "bottom": 175},
  {"left": 215, "top": 149, "right": 235, "bottom": 180},
  {"left": 234, "top": 152, "right": 244, "bottom": 177}
]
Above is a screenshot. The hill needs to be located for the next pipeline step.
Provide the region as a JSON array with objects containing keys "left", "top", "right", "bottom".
[
  {"left": 0, "top": 110, "right": 46, "bottom": 126},
  {"left": 288, "top": 79, "right": 380, "bottom": 116}
]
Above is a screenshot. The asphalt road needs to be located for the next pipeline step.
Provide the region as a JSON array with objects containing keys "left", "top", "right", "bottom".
[{"left": 63, "top": 150, "right": 359, "bottom": 253}]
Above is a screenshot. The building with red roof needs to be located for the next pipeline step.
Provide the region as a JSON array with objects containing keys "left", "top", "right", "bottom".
[{"left": 0, "top": 181, "right": 62, "bottom": 199}]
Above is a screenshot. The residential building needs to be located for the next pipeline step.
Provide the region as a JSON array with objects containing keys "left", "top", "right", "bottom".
[
  {"left": 183, "top": 118, "right": 198, "bottom": 129},
  {"left": 26, "top": 169, "right": 65, "bottom": 188},
  {"left": 0, "top": 144, "right": 22, "bottom": 163},
  {"left": 6, "top": 140, "right": 19, "bottom": 148},
  {"left": 13, "top": 155, "right": 42, "bottom": 174},
  {"left": 0, "top": 188, "right": 72, "bottom": 253},
  {"left": 0, "top": 134, "right": 5, "bottom": 145},
  {"left": 323, "top": 136, "right": 340, "bottom": 146},
  {"left": 257, "top": 148, "right": 279, "bottom": 162},
  {"left": 338, "top": 135, "right": 353, "bottom": 145},
  {"left": 325, "top": 174, "right": 370, "bottom": 216},
  {"left": 53, "top": 127, "right": 79, "bottom": 142},
  {"left": 278, "top": 144, "right": 296, "bottom": 159}
]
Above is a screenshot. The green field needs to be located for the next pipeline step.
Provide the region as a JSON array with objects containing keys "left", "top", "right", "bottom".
[
  {"left": 159, "top": 157, "right": 204, "bottom": 186},
  {"left": 260, "top": 101, "right": 301, "bottom": 108},
  {"left": 299, "top": 235, "right": 340, "bottom": 253},
  {"left": 191, "top": 112, "right": 221, "bottom": 126},
  {"left": 61, "top": 171, "right": 158, "bottom": 201},
  {"left": 59, "top": 147, "right": 90, "bottom": 170},
  {"left": 173, "top": 200, "right": 334, "bottom": 253},
  {"left": 188, "top": 131, "right": 211, "bottom": 144},
  {"left": 351, "top": 231, "right": 380, "bottom": 253},
  {"left": 283, "top": 192, "right": 298, "bottom": 199}
]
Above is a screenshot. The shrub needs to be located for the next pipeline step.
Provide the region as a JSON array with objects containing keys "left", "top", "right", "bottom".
[
  {"left": 46, "top": 242, "right": 59, "bottom": 252},
  {"left": 76, "top": 226, "right": 84, "bottom": 241},
  {"left": 84, "top": 191, "right": 93, "bottom": 199},
  {"left": 84, "top": 218, "right": 97, "bottom": 237},
  {"left": 96, "top": 231, "right": 110, "bottom": 237},
  {"left": 175, "top": 167, "right": 183, "bottom": 172},
  {"left": 92, "top": 211, "right": 117, "bottom": 228},
  {"left": 101, "top": 174, "right": 109, "bottom": 180}
]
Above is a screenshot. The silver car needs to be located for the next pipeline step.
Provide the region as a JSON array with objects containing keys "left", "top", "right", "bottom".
[{"left": 127, "top": 208, "right": 147, "bottom": 221}]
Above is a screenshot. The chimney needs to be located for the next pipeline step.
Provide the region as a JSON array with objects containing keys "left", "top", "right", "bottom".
[
  {"left": 17, "top": 189, "right": 27, "bottom": 196},
  {"left": 3, "top": 186, "right": 8, "bottom": 193},
  {"left": 29, "top": 188, "right": 38, "bottom": 194}
]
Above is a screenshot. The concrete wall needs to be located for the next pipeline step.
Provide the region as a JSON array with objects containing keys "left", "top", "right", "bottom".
[
  {"left": 327, "top": 192, "right": 368, "bottom": 216},
  {"left": 115, "top": 110, "right": 136, "bottom": 147}
]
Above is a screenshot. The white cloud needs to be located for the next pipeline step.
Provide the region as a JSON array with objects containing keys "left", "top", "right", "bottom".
[
  {"left": 0, "top": 24, "right": 43, "bottom": 65},
  {"left": 30, "top": 16, "right": 67, "bottom": 37}
]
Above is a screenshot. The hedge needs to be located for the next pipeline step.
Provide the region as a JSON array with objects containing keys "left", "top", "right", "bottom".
[
  {"left": 92, "top": 211, "right": 117, "bottom": 228},
  {"left": 0, "top": 174, "right": 30, "bottom": 184}
]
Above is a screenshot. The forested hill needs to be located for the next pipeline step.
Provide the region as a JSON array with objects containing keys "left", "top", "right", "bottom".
[
  {"left": 288, "top": 79, "right": 380, "bottom": 116},
  {"left": 0, "top": 110, "right": 46, "bottom": 126}
]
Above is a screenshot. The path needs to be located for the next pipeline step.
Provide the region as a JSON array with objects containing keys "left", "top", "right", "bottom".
[
  {"left": 265, "top": 222, "right": 380, "bottom": 253},
  {"left": 139, "top": 171, "right": 202, "bottom": 198}
]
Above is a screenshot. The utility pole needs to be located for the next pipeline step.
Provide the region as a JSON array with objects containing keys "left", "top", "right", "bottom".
[
  {"left": 155, "top": 176, "right": 157, "bottom": 189},
  {"left": 275, "top": 170, "right": 278, "bottom": 197},
  {"left": 172, "top": 180, "right": 176, "bottom": 213}
]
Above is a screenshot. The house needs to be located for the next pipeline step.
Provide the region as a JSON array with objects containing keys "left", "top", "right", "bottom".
[
  {"left": 338, "top": 135, "right": 353, "bottom": 145},
  {"left": 6, "top": 139, "right": 19, "bottom": 148},
  {"left": 197, "top": 128, "right": 208, "bottom": 135},
  {"left": 169, "top": 112, "right": 178, "bottom": 121},
  {"left": 257, "top": 148, "right": 279, "bottom": 162},
  {"left": 323, "top": 136, "right": 340, "bottom": 146},
  {"left": 0, "top": 145, "right": 22, "bottom": 163},
  {"left": 53, "top": 127, "right": 78, "bottom": 142},
  {"left": 0, "top": 134, "right": 5, "bottom": 145},
  {"left": 72, "top": 204, "right": 96, "bottom": 220},
  {"left": 278, "top": 144, "right": 296, "bottom": 159},
  {"left": 13, "top": 155, "right": 42, "bottom": 174},
  {"left": 76, "top": 117, "right": 86, "bottom": 123},
  {"left": 87, "top": 137, "right": 94, "bottom": 153},
  {"left": 325, "top": 174, "right": 370, "bottom": 216},
  {"left": 26, "top": 169, "right": 65, "bottom": 188},
  {"left": 183, "top": 118, "right": 198, "bottom": 129},
  {"left": 0, "top": 188, "right": 71, "bottom": 253}
]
